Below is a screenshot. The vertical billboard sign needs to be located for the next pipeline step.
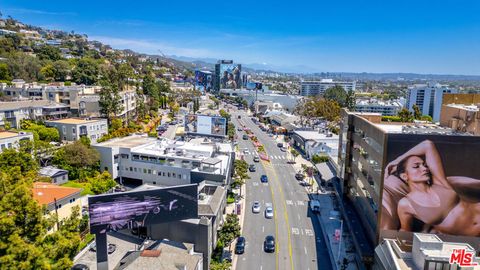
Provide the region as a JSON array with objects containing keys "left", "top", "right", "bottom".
[
  {"left": 88, "top": 184, "right": 198, "bottom": 234},
  {"left": 195, "top": 70, "right": 212, "bottom": 91},
  {"left": 219, "top": 64, "right": 242, "bottom": 89},
  {"left": 380, "top": 134, "right": 480, "bottom": 246}
]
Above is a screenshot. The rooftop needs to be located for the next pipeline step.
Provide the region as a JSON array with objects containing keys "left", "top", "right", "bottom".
[
  {"left": 0, "top": 131, "right": 31, "bottom": 139},
  {"left": 0, "top": 100, "right": 68, "bottom": 111},
  {"left": 45, "top": 118, "right": 105, "bottom": 125},
  {"left": 445, "top": 103, "right": 480, "bottom": 111},
  {"left": 293, "top": 130, "right": 339, "bottom": 141},
  {"left": 94, "top": 135, "right": 154, "bottom": 148},
  {"left": 38, "top": 166, "right": 68, "bottom": 178},
  {"left": 32, "top": 182, "right": 81, "bottom": 205}
]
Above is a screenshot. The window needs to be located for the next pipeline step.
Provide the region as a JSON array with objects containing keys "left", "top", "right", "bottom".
[
  {"left": 104, "top": 167, "right": 108, "bottom": 171},
  {"left": 7, "top": 143, "right": 12, "bottom": 148},
  {"left": 143, "top": 168, "right": 147, "bottom": 174},
  {"left": 0, "top": 144, "right": 4, "bottom": 150},
  {"left": 172, "top": 173, "right": 176, "bottom": 177},
  {"left": 130, "top": 167, "right": 133, "bottom": 171},
  {"left": 158, "top": 171, "right": 162, "bottom": 176},
  {"left": 134, "top": 168, "right": 137, "bottom": 172},
  {"left": 178, "top": 174, "right": 182, "bottom": 179},
  {"left": 167, "top": 172, "right": 170, "bottom": 177},
  {"left": 153, "top": 181, "right": 156, "bottom": 185},
  {"left": 148, "top": 169, "right": 152, "bottom": 174},
  {"left": 72, "top": 127, "right": 76, "bottom": 134}
]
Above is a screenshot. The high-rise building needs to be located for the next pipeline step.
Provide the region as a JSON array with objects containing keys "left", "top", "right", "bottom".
[
  {"left": 338, "top": 109, "right": 479, "bottom": 266},
  {"left": 300, "top": 79, "right": 356, "bottom": 96},
  {"left": 406, "top": 83, "right": 457, "bottom": 122}
]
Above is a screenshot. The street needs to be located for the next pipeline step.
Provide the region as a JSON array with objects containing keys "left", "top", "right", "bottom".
[{"left": 232, "top": 110, "right": 332, "bottom": 270}]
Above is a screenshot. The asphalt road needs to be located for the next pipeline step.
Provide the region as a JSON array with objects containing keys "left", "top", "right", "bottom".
[{"left": 232, "top": 110, "right": 332, "bottom": 270}]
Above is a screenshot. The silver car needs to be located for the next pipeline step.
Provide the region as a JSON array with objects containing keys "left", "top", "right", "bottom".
[
  {"left": 252, "top": 201, "right": 261, "bottom": 213},
  {"left": 265, "top": 206, "right": 274, "bottom": 219}
]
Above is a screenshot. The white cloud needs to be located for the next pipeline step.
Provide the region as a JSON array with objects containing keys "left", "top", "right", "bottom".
[
  {"left": 89, "top": 36, "right": 216, "bottom": 58},
  {"left": 6, "top": 8, "right": 76, "bottom": 16}
]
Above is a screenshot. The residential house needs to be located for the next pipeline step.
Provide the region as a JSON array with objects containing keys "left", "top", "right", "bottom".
[
  {"left": 0, "top": 131, "right": 33, "bottom": 152},
  {"left": 45, "top": 118, "right": 108, "bottom": 143}
]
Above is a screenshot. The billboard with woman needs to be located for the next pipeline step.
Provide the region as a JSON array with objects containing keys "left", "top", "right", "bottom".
[{"left": 381, "top": 134, "right": 480, "bottom": 245}]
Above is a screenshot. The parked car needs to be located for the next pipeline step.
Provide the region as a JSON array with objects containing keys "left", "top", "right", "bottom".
[
  {"left": 310, "top": 200, "right": 320, "bottom": 213},
  {"left": 260, "top": 175, "right": 268, "bottom": 183},
  {"left": 238, "top": 115, "right": 241, "bottom": 119},
  {"left": 252, "top": 201, "right": 261, "bottom": 213},
  {"left": 268, "top": 133, "right": 274, "bottom": 137},
  {"left": 264, "top": 206, "right": 274, "bottom": 219},
  {"left": 242, "top": 134, "right": 249, "bottom": 140},
  {"left": 277, "top": 143, "right": 283, "bottom": 147},
  {"left": 237, "top": 127, "right": 243, "bottom": 131},
  {"left": 253, "top": 156, "right": 260, "bottom": 162},
  {"left": 249, "top": 164, "right": 256, "bottom": 172},
  {"left": 243, "top": 149, "right": 250, "bottom": 155},
  {"left": 295, "top": 172, "right": 304, "bottom": 180},
  {"left": 71, "top": 264, "right": 89, "bottom": 270},
  {"left": 264, "top": 235, "right": 275, "bottom": 253},
  {"left": 235, "top": 237, "right": 246, "bottom": 254}
]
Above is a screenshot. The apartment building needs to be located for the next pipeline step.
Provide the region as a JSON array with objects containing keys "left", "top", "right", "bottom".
[
  {"left": 0, "top": 83, "right": 137, "bottom": 120},
  {"left": 355, "top": 99, "right": 403, "bottom": 116},
  {"left": 338, "top": 110, "right": 475, "bottom": 266},
  {"left": 406, "top": 83, "right": 457, "bottom": 122},
  {"left": 300, "top": 79, "right": 356, "bottom": 96},
  {"left": 0, "top": 100, "right": 69, "bottom": 128},
  {"left": 93, "top": 135, "right": 234, "bottom": 187},
  {"left": 45, "top": 118, "right": 108, "bottom": 143},
  {"left": 0, "top": 131, "right": 33, "bottom": 152},
  {"left": 32, "top": 182, "right": 82, "bottom": 232}
]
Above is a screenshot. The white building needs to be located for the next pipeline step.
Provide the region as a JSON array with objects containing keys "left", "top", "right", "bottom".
[
  {"left": 0, "top": 100, "right": 70, "bottom": 129},
  {"left": 406, "top": 83, "right": 458, "bottom": 122},
  {"left": 300, "top": 79, "right": 356, "bottom": 96},
  {"left": 45, "top": 118, "right": 108, "bottom": 143},
  {"left": 291, "top": 129, "right": 339, "bottom": 160},
  {"left": 355, "top": 99, "right": 403, "bottom": 116},
  {"left": 374, "top": 233, "right": 480, "bottom": 270},
  {"left": 0, "top": 131, "right": 33, "bottom": 152},
  {"left": 93, "top": 135, "right": 234, "bottom": 187}
]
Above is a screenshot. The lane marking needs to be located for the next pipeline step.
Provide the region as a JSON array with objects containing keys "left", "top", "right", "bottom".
[
  {"left": 304, "top": 246, "right": 308, "bottom": 255},
  {"left": 292, "top": 227, "right": 299, "bottom": 235},
  {"left": 297, "top": 201, "right": 305, "bottom": 206},
  {"left": 298, "top": 214, "right": 301, "bottom": 220},
  {"left": 286, "top": 200, "right": 293, "bottom": 205},
  {"left": 262, "top": 226, "right": 264, "bottom": 232},
  {"left": 305, "top": 229, "right": 314, "bottom": 236}
]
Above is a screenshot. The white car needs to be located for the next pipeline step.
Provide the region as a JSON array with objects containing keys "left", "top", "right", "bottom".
[
  {"left": 252, "top": 201, "right": 261, "bottom": 213},
  {"left": 265, "top": 206, "right": 274, "bottom": 219},
  {"left": 243, "top": 149, "right": 250, "bottom": 155}
]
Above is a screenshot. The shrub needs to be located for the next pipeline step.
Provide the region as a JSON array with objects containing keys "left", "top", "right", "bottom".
[
  {"left": 312, "top": 154, "right": 329, "bottom": 164},
  {"left": 381, "top": 116, "right": 402, "bottom": 122}
]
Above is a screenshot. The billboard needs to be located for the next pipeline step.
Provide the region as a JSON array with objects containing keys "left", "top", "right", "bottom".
[
  {"left": 380, "top": 134, "right": 480, "bottom": 245},
  {"left": 184, "top": 114, "right": 227, "bottom": 136},
  {"left": 195, "top": 70, "right": 212, "bottom": 91},
  {"left": 246, "top": 82, "right": 263, "bottom": 90},
  {"left": 219, "top": 63, "right": 242, "bottom": 89},
  {"left": 88, "top": 184, "right": 198, "bottom": 234}
]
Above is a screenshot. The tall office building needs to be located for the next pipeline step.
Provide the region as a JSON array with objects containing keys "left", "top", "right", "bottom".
[
  {"left": 406, "top": 83, "right": 457, "bottom": 122},
  {"left": 300, "top": 79, "right": 356, "bottom": 96}
]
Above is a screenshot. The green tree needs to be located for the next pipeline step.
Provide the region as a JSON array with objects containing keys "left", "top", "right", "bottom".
[
  {"left": 53, "top": 141, "right": 100, "bottom": 181},
  {"left": 72, "top": 58, "right": 99, "bottom": 85},
  {"left": 346, "top": 89, "right": 356, "bottom": 111},
  {"left": 219, "top": 109, "right": 231, "bottom": 121},
  {"left": 88, "top": 171, "right": 116, "bottom": 194},
  {"left": 397, "top": 108, "right": 414, "bottom": 122},
  {"left": 420, "top": 115, "right": 433, "bottom": 122},
  {"left": 116, "top": 63, "right": 134, "bottom": 91},
  {"left": 412, "top": 104, "right": 422, "bottom": 120},
  {"left": 232, "top": 159, "right": 249, "bottom": 188},
  {"left": 0, "top": 62, "right": 12, "bottom": 81},
  {"left": 99, "top": 69, "right": 122, "bottom": 122},
  {"left": 37, "top": 45, "right": 62, "bottom": 61},
  {"left": 218, "top": 214, "right": 241, "bottom": 246},
  {"left": 0, "top": 148, "right": 38, "bottom": 175},
  {"left": 210, "top": 261, "right": 232, "bottom": 270},
  {"left": 324, "top": 85, "right": 347, "bottom": 107},
  {"left": 53, "top": 60, "right": 71, "bottom": 81},
  {"left": 40, "top": 64, "right": 55, "bottom": 82}
]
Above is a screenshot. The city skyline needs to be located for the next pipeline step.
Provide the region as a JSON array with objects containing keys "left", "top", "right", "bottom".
[{"left": 2, "top": 0, "right": 480, "bottom": 75}]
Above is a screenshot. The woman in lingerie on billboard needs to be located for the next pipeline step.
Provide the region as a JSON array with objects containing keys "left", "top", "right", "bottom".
[{"left": 382, "top": 140, "right": 480, "bottom": 236}]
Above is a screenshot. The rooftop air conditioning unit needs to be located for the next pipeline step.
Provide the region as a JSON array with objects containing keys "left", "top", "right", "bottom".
[{"left": 198, "top": 193, "right": 207, "bottom": 200}]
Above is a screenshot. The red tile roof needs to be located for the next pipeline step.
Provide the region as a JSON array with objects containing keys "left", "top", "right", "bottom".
[{"left": 32, "top": 182, "right": 81, "bottom": 205}]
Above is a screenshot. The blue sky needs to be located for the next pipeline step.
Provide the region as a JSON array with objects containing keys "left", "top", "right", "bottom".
[{"left": 2, "top": 0, "right": 480, "bottom": 75}]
